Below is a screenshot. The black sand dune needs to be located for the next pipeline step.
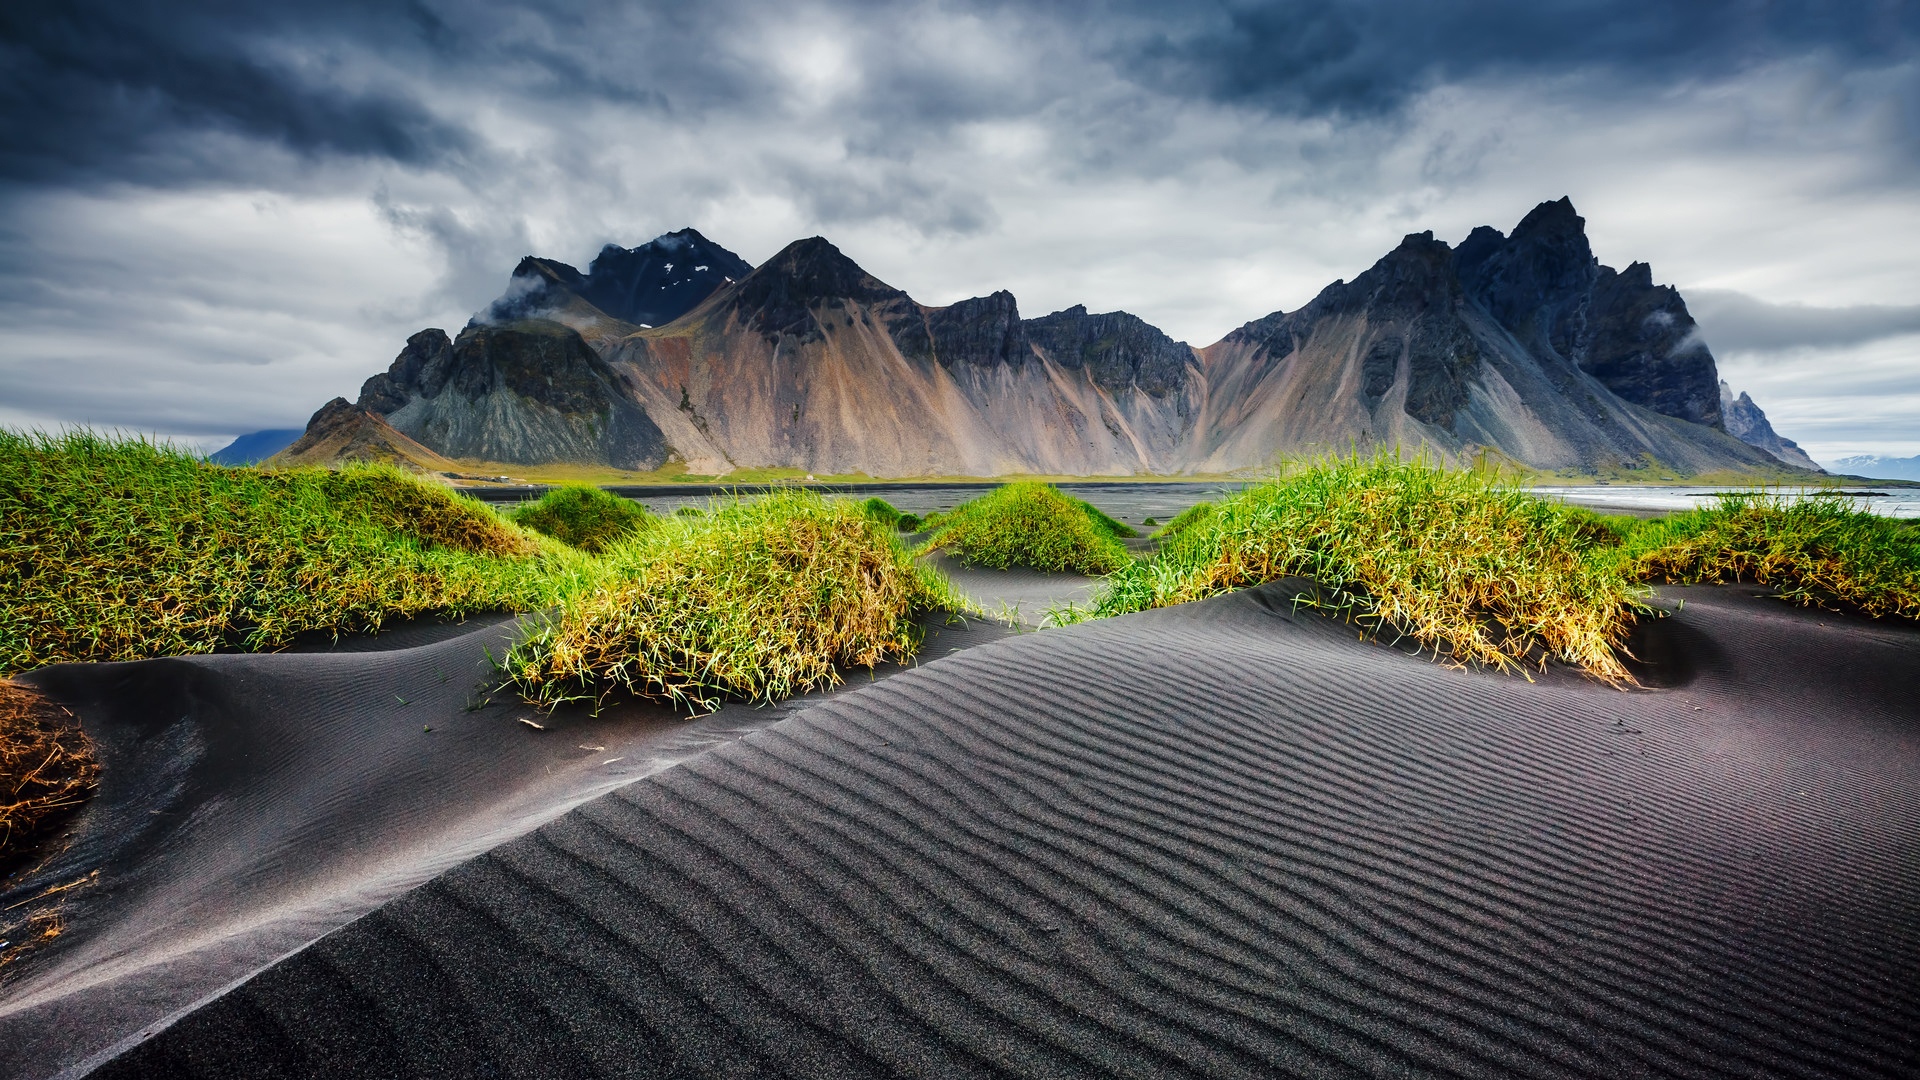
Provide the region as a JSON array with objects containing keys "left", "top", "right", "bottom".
[
  {"left": 0, "top": 613, "right": 1011, "bottom": 1080},
  {"left": 42, "top": 582, "right": 1919, "bottom": 1079},
  {"left": 921, "top": 550, "right": 1102, "bottom": 626}
]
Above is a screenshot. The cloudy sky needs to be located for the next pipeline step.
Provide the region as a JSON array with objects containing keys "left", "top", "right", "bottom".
[{"left": 3, "top": 0, "right": 1916, "bottom": 463}]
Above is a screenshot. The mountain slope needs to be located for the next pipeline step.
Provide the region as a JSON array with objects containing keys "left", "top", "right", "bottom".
[
  {"left": 1720, "top": 381, "right": 1821, "bottom": 471},
  {"left": 272, "top": 398, "right": 456, "bottom": 471},
  {"left": 354, "top": 323, "right": 670, "bottom": 470}
]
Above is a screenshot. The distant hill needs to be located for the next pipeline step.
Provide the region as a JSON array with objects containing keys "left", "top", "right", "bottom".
[
  {"left": 208, "top": 429, "right": 300, "bottom": 465},
  {"left": 1831, "top": 454, "right": 1920, "bottom": 482},
  {"left": 289, "top": 207, "right": 1811, "bottom": 479}
]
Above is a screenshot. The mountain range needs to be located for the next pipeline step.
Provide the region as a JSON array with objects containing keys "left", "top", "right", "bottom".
[{"left": 272, "top": 199, "right": 1815, "bottom": 479}]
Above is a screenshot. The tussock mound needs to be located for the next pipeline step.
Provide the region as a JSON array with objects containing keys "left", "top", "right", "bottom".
[
  {"left": 0, "top": 433, "right": 557, "bottom": 672},
  {"left": 921, "top": 481, "right": 1132, "bottom": 575}
]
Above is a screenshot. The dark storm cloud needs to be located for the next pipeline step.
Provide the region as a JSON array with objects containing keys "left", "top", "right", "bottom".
[
  {"left": 0, "top": 2, "right": 479, "bottom": 184},
  {"left": 6, "top": 0, "right": 1913, "bottom": 190},
  {"left": 1115, "top": 0, "right": 1918, "bottom": 116},
  {"left": 1690, "top": 290, "right": 1920, "bottom": 354}
]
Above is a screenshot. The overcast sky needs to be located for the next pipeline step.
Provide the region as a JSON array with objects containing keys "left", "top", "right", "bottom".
[{"left": 3, "top": 0, "right": 1916, "bottom": 463}]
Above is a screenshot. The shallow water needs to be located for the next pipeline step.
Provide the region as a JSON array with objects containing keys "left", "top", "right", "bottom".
[
  {"left": 483, "top": 478, "right": 1920, "bottom": 523},
  {"left": 1534, "top": 484, "right": 1920, "bottom": 519}
]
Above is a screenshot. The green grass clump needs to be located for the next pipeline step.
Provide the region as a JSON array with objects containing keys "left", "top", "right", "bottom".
[
  {"left": 920, "top": 482, "right": 1132, "bottom": 575},
  {"left": 1073, "top": 498, "right": 1139, "bottom": 539},
  {"left": 509, "top": 485, "right": 653, "bottom": 552},
  {"left": 1090, "top": 455, "right": 1643, "bottom": 681},
  {"left": 1153, "top": 501, "right": 1217, "bottom": 541},
  {"left": 859, "top": 496, "right": 921, "bottom": 532},
  {"left": 0, "top": 431, "right": 579, "bottom": 672},
  {"left": 1623, "top": 492, "right": 1920, "bottom": 620},
  {"left": 502, "top": 490, "right": 960, "bottom": 713}
]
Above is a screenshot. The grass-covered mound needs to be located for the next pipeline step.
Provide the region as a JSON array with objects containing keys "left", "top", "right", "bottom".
[
  {"left": 859, "top": 496, "right": 921, "bottom": 532},
  {"left": 509, "top": 485, "right": 653, "bottom": 553},
  {"left": 0, "top": 681, "right": 97, "bottom": 874},
  {"left": 1089, "top": 456, "right": 1643, "bottom": 681},
  {"left": 920, "top": 482, "right": 1132, "bottom": 575},
  {"left": 502, "top": 491, "right": 959, "bottom": 713},
  {"left": 1625, "top": 492, "right": 1920, "bottom": 620},
  {"left": 0, "top": 432, "right": 571, "bottom": 672}
]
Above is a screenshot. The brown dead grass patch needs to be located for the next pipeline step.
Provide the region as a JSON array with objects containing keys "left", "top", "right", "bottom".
[{"left": 1, "top": 682, "right": 99, "bottom": 871}]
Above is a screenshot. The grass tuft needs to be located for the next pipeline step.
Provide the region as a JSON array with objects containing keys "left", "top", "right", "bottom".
[
  {"left": 501, "top": 491, "right": 960, "bottom": 713},
  {"left": 0, "top": 430, "right": 579, "bottom": 672},
  {"left": 919, "top": 482, "right": 1132, "bottom": 575},
  {"left": 1623, "top": 492, "right": 1920, "bottom": 620},
  {"left": 0, "top": 681, "right": 99, "bottom": 872},
  {"left": 508, "top": 485, "right": 653, "bottom": 553},
  {"left": 1091, "top": 454, "right": 1644, "bottom": 681},
  {"left": 859, "top": 496, "right": 921, "bottom": 532}
]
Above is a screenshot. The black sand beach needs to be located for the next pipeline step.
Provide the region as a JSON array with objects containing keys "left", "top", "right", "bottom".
[{"left": 4, "top": 584, "right": 1919, "bottom": 1077}]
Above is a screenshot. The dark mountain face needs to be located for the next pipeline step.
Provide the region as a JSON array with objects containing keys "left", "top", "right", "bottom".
[
  {"left": 1228, "top": 232, "right": 1479, "bottom": 427},
  {"left": 1455, "top": 197, "right": 1598, "bottom": 364},
  {"left": 481, "top": 228, "right": 750, "bottom": 329},
  {"left": 354, "top": 319, "right": 668, "bottom": 468},
  {"left": 1587, "top": 263, "right": 1723, "bottom": 428},
  {"left": 1454, "top": 200, "right": 1724, "bottom": 429},
  {"left": 358, "top": 328, "right": 455, "bottom": 412},
  {"left": 927, "top": 291, "right": 1031, "bottom": 369},
  {"left": 575, "top": 229, "right": 753, "bottom": 327},
  {"left": 1025, "top": 305, "right": 1192, "bottom": 397},
  {"left": 727, "top": 237, "right": 918, "bottom": 342}
]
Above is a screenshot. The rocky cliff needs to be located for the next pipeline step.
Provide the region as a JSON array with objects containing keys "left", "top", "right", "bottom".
[
  {"left": 1190, "top": 202, "right": 1777, "bottom": 475},
  {"left": 291, "top": 204, "right": 1808, "bottom": 478},
  {"left": 353, "top": 321, "right": 669, "bottom": 469},
  {"left": 1720, "top": 381, "right": 1821, "bottom": 471}
]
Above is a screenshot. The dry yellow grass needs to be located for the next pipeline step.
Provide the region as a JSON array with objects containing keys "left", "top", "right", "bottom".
[{"left": 1, "top": 682, "right": 99, "bottom": 870}]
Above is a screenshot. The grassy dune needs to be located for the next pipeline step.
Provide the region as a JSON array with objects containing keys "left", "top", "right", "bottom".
[
  {"left": 1090, "top": 456, "right": 1645, "bottom": 681},
  {"left": 1624, "top": 492, "right": 1920, "bottom": 620},
  {"left": 919, "top": 481, "right": 1132, "bottom": 575},
  {"left": 508, "top": 484, "right": 655, "bottom": 553},
  {"left": 0, "top": 432, "right": 587, "bottom": 672},
  {"left": 502, "top": 491, "right": 960, "bottom": 713}
]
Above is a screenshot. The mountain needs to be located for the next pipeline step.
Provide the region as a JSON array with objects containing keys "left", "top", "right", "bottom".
[
  {"left": 354, "top": 323, "right": 670, "bottom": 469},
  {"left": 208, "top": 428, "right": 301, "bottom": 465},
  {"left": 288, "top": 203, "right": 1805, "bottom": 479},
  {"left": 1188, "top": 200, "right": 1772, "bottom": 475},
  {"left": 481, "top": 229, "right": 751, "bottom": 335},
  {"left": 1719, "top": 381, "right": 1821, "bottom": 471},
  {"left": 272, "top": 397, "right": 455, "bottom": 471},
  {"left": 1830, "top": 454, "right": 1920, "bottom": 482}
]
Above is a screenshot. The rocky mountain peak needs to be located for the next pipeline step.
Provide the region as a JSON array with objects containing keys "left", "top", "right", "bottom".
[
  {"left": 576, "top": 228, "right": 752, "bottom": 326},
  {"left": 728, "top": 237, "right": 913, "bottom": 341},
  {"left": 479, "top": 230, "right": 751, "bottom": 330},
  {"left": 1456, "top": 196, "right": 1598, "bottom": 361},
  {"left": 1720, "top": 380, "right": 1820, "bottom": 471}
]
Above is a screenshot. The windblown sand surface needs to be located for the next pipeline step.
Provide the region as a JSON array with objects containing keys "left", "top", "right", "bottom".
[
  {"left": 0, "top": 613, "right": 1010, "bottom": 1080},
  {"left": 6, "top": 584, "right": 1919, "bottom": 1077}
]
